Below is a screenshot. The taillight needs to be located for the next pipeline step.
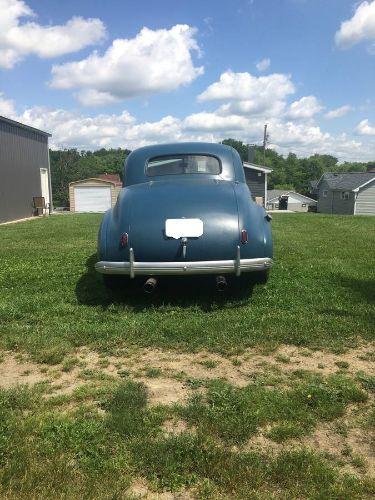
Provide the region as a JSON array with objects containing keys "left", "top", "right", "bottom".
[
  {"left": 120, "top": 232, "right": 128, "bottom": 247},
  {"left": 241, "top": 229, "right": 248, "bottom": 244}
]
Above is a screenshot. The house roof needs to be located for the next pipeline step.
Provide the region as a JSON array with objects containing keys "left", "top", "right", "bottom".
[
  {"left": 243, "top": 161, "right": 273, "bottom": 173},
  {"left": 318, "top": 172, "right": 375, "bottom": 191},
  {"left": 353, "top": 177, "right": 375, "bottom": 192},
  {"left": 98, "top": 173, "right": 122, "bottom": 185},
  {"left": 267, "top": 190, "right": 317, "bottom": 203},
  {"left": 69, "top": 177, "right": 119, "bottom": 186},
  {"left": 0, "top": 115, "right": 51, "bottom": 137},
  {"left": 70, "top": 174, "right": 122, "bottom": 187},
  {"left": 267, "top": 190, "right": 288, "bottom": 201}
]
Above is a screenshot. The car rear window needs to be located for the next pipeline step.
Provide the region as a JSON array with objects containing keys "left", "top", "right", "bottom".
[{"left": 146, "top": 155, "right": 221, "bottom": 176}]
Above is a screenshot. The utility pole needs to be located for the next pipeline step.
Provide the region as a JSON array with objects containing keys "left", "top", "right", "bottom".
[{"left": 263, "top": 124, "right": 268, "bottom": 163}]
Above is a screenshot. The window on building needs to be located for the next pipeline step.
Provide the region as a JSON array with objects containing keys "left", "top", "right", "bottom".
[
  {"left": 323, "top": 190, "right": 328, "bottom": 197},
  {"left": 341, "top": 191, "right": 350, "bottom": 200},
  {"left": 302, "top": 203, "right": 306, "bottom": 207},
  {"left": 257, "top": 172, "right": 262, "bottom": 177}
]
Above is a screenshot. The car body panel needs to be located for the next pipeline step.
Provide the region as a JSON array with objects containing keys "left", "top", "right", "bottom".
[{"left": 96, "top": 142, "right": 273, "bottom": 278}]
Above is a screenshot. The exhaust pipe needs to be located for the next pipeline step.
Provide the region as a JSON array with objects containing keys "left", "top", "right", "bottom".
[
  {"left": 144, "top": 277, "right": 157, "bottom": 294},
  {"left": 216, "top": 275, "right": 227, "bottom": 292}
]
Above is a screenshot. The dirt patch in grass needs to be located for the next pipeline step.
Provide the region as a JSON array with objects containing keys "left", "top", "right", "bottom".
[
  {"left": 162, "top": 418, "right": 190, "bottom": 437},
  {"left": 276, "top": 344, "right": 375, "bottom": 376},
  {"left": 125, "top": 344, "right": 375, "bottom": 382},
  {"left": 138, "top": 377, "right": 188, "bottom": 405},
  {"left": 301, "top": 421, "right": 374, "bottom": 476},
  {"left": 128, "top": 479, "right": 192, "bottom": 499},
  {"left": 129, "top": 349, "right": 250, "bottom": 387},
  {"left": 346, "top": 427, "right": 375, "bottom": 476},
  {"left": 246, "top": 418, "right": 375, "bottom": 476},
  {"left": 0, "top": 354, "right": 46, "bottom": 388},
  {"left": 1, "top": 343, "right": 374, "bottom": 405}
]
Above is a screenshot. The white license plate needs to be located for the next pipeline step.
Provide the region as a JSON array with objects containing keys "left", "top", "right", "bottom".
[{"left": 165, "top": 218, "right": 203, "bottom": 239}]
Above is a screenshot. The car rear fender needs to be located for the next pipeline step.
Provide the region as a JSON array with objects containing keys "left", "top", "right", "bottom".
[{"left": 234, "top": 183, "right": 273, "bottom": 259}]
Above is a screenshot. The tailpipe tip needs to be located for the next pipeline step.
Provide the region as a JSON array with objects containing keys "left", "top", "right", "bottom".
[
  {"left": 216, "top": 275, "right": 227, "bottom": 292},
  {"left": 144, "top": 277, "right": 158, "bottom": 294}
]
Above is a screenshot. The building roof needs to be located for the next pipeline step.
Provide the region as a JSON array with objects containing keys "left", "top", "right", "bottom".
[
  {"left": 243, "top": 161, "right": 273, "bottom": 173},
  {"left": 267, "top": 190, "right": 288, "bottom": 201},
  {"left": 69, "top": 176, "right": 121, "bottom": 186},
  {"left": 98, "top": 173, "right": 122, "bottom": 186},
  {"left": 318, "top": 172, "right": 375, "bottom": 191},
  {"left": 0, "top": 115, "right": 51, "bottom": 137},
  {"left": 267, "top": 190, "right": 317, "bottom": 203}
]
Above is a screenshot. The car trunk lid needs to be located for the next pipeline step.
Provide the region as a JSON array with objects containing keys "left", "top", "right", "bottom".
[{"left": 126, "top": 178, "right": 240, "bottom": 262}]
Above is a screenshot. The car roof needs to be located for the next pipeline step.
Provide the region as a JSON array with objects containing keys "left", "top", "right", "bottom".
[
  {"left": 132, "top": 142, "right": 233, "bottom": 157},
  {"left": 124, "top": 142, "right": 244, "bottom": 186}
]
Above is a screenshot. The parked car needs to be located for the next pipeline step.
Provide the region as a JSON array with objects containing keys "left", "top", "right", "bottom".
[{"left": 95, "top": 143, "right": 273, "bottom": 292}]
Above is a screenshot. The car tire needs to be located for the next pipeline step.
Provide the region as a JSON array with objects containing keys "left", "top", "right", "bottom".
[
  {"left": 234, "top": 270, "right": 270, "bottom": 290},
  {"left": 251, "top": 270, "right": 270, "bottom": 285},
  {"left": 103, "top": 275, "right": 127, "bottom": 290}
]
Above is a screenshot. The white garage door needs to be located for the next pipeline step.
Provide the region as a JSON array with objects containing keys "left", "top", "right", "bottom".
[{"left": 74, "top": 186, "right": 111, "bottom": 213}]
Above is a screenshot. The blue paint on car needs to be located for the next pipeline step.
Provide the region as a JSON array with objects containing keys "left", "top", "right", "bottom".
[{"left": 96, "top": 142, "right": 273, "bottom": 286}]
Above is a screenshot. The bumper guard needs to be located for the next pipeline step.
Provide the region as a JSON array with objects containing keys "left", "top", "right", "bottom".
[{"left": 95, "top": 246, "right": 273, "bottom": 278}]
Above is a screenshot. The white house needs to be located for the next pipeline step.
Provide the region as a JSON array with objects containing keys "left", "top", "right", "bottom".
[{"left": 266, "top": 190, "right": 317, "bottom": 212}]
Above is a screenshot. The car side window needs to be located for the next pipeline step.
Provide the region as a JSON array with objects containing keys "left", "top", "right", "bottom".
[{"left": 146, "top": 155, "right": 221, "bottom": 176}]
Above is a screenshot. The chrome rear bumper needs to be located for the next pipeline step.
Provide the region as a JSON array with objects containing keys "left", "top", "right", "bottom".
[{"left": 95, "top": 248, "right": 273, "bottom": 278}]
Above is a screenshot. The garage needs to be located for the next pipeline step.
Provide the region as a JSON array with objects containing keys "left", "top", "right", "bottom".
[
  {"left": 69, "top": 174, "right": 122, "bottom": 213},
  {"left": 74, "top": 186, "right": 111, "bottom": 213}
]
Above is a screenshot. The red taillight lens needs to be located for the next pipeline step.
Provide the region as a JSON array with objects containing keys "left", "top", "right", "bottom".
[
  {"left": 120, "top": 233, "right": 128, "bottom": 247},
  {"left": 241, "top": 229, "right": 248, "bottom": 244}
]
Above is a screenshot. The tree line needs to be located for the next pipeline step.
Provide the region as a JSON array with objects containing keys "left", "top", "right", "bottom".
[
  {"left": 50, "top": 148, "right": 130, "bottom": 206},
  {"left": 50, "top": 140, "right": 374, "bottom": 206},
  {"left": 222, "top": 139, "right": 373, "bottom": 193}
]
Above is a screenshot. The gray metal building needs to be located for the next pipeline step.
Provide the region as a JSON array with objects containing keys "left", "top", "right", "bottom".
[
  {"left": 316, "top": 172, "right": 375, "bottom": 215},
  {"left": 0, "top": 116, "right": 52, "bottom": 223}
]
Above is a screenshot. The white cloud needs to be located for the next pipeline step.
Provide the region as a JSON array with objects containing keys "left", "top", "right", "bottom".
[
  {"left": 18, "top": 107, "right": 135, "bottom": 148},
  {"left": 183, "top": 112, "right": 249, "bottom": 131},
  {"left": 198, "top": 71, "right": 294, "bottom": 102},
  {"left": 218, "top": 99, "right": 287, "bottom": 118},
  {"left": 256, "top": 58, "right": 270, "bottom": 72},
  {"left": 76, "top": 89, "right": 121, "bottom": 107},
  {"left": 2, "top": 62, "right": 373, "bottom": 164},
  {"left": 12, "top": 103, "right": 373, "bottom": 162},
  {"left": 287, "top": 96, "right": 323, "bottom": 119},
  {"left": 324, "top": 105, "right": 352, "bottom": 119},
  {"left": 0, "top": 0, "right": 106, "bottom": 68},
  {"left": 0, "top": 92, "right": 15, "bottom": 115},
  {"left": 50, "top": 24, "right": 203, "bottom": 105},
  {"left": 356, "top": 118, "right": 375, "bottom": 135},
  {"left": 335, "top": 1, "right": 375, "bottom": 49},
  {"left": 269, "top": 120, "right": 329, "bottom": 147},
  {"left": 198, "top": 71, "right": 295, "bottom": 119},
  {"left": 123, "top": 116, "right": 183, "bottom": 145}
]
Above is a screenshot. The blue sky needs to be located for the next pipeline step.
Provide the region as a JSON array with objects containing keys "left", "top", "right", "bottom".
[{"left": 1, "top": 0, "right": 375, "bottom": 160}]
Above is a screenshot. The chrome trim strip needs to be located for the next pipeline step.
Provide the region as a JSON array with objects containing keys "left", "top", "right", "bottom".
[
  {"left": 129, "top": 247, "right": 135, "bottom": 279},
  {"left": 235, "top": 245, "right": 241, "bottom": 277},
  {"left": 95, "top": 257, "right": 273, "bottom": 276}
]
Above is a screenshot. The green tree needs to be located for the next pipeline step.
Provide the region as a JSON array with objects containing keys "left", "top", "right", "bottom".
[{"left": 50, "top": 148, "right": 131, "bottom": 206}]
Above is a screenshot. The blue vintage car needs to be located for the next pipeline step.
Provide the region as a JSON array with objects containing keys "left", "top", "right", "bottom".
[{"left": 95, "top": 143, "right": 273, "bottom": 292}]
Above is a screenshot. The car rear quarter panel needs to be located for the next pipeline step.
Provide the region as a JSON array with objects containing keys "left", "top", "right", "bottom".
[{"left": 234, "top": 183, "right": 273, "bottom": 259}]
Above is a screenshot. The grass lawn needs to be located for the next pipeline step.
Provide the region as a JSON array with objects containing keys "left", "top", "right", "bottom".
[
  {"left": 0, "top": 213, "right": 374, "bottom": 360},
  {"left": 0, "top": 213, "right": 374, "bottom": 498}
]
